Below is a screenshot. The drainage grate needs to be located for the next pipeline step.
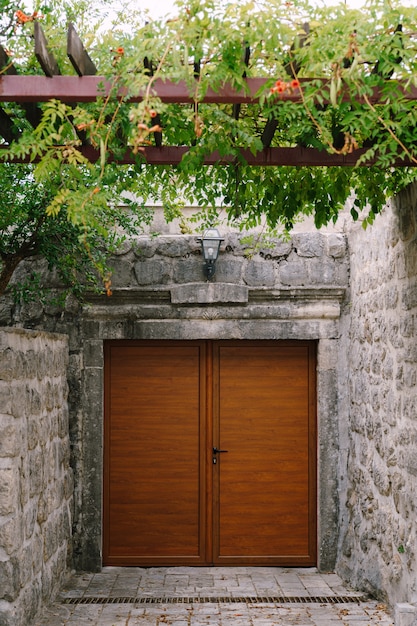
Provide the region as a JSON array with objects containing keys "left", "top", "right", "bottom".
[{"left": 62, "top": 595, "right": 366, "bottom": 605}]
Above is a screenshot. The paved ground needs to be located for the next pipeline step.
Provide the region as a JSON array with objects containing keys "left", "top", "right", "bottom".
[{"left": 36, "top": 567, "right": 394, "bottom": 625}]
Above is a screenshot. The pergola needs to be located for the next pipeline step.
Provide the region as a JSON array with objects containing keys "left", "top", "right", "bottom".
[{"left": 1, "top": 21, "right": 416, "bottom": 167}]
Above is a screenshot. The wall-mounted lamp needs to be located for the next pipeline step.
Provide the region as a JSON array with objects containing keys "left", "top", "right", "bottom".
[{"left": 197, "top": 228, "right": 224, "bottom": 280}]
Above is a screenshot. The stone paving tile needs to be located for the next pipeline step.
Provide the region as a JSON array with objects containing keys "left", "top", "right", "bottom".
[{"left": 35, "top": 567, "right": 394, "bottom": 625}]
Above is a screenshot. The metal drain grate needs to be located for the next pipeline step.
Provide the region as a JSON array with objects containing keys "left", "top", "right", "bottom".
[{"left": 62, "top": 595, "right": 366, "bottom": 605}]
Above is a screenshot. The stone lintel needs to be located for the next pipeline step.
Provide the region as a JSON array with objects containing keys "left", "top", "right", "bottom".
[
  {"left": 82, "top": 288, "right": 343, "bottom": 322},
  {"left": 171, "top": 283, "right": 248, "bottom": 304},
  {"left": 84, "top": 286, "right": 345, "bottom": 306},
  {"left": 249, "top": 287, "right": 346, "bottom": 302},
  {"left": 85, "top": 288, "right": 170, "bottom": 305}
]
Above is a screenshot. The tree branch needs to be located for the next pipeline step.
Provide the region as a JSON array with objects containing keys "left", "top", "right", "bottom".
[{"left": 0, "top": 254, "right": 23, "bottom": 296}]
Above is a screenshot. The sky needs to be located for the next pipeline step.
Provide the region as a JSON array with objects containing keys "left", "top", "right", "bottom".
[
  {"left": 109, "top": 0, "right": 370, "bottom": 21},
  {"left": 115, "top": 0, "right": 409, "bottom": 17}
]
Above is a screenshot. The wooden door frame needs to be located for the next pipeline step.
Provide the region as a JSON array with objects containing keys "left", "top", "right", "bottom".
[{"left": 103, "top": 339, "right": 317, "bottom": 566}]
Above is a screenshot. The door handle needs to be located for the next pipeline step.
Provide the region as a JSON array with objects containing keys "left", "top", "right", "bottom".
[{"left": 213, "top": 447, "right": 228, "bottom": 464}]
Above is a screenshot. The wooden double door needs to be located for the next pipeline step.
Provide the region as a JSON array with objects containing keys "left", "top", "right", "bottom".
[{"left": 103, "top": 340, "right": 317, "bottom": 566}]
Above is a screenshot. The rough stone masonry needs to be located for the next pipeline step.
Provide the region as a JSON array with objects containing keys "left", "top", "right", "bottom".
[
  {"left": 1, "top": 227, "right": 348, "bottom": 580},
  {"left": 337, "top": 183, "right": 417, "bottom": 623},
  {"left": 0, "top": 328, "right": 72, "bottom": 626},
  {"left": 3, "top": 183, "right": 417, "bottom": 625}
]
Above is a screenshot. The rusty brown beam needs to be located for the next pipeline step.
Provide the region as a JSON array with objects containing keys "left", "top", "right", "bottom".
[
  {"left": 1, "top": 145, "right": 415, "bottom": 166},
  {"left": 0, "top": 45, "right": 18, "bottom": 75},
  {"left": 261, "top": 118, "right": 278, "bottom": 148},
  {"left": 1, "top": 75, "right": 417, "bottom": 105},
  {"left": 0, "top": 45, "right": 43, "bottom": 128},
  {"left": 232, "top": 42, "right": 251, "bottom": 120},
  {"left": 67, "top": 23, "right": 97, "bottom": 76},
  {"left": 0, "top": 106, "right": 20, "bottom": 143},
  {"left": 0, "top": 75, "right": 267, "bottom": 104},
  {"left": 34, "top": 21, "right": 61, "bottom": 77},
  {"left": 101, "top": 145, "right": 417, "bottom": 166}
]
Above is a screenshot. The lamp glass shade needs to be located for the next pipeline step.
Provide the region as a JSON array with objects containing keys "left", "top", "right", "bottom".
[{"left": 201, "top": 228, "right": 223, "bottom": 263}]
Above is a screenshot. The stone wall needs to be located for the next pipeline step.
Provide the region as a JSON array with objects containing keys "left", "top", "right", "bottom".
[
  {"left": 0, "top": 328, "right": 72, "bottom": 626},
  {"left": 1, "top": 229, "right": 348, "bottom": 574},
  {"left": 3, "top": 189, "right": 417, "bottom": 619},
  {"left": 337, "top": 183, "right": 417, "bottom": 612}
]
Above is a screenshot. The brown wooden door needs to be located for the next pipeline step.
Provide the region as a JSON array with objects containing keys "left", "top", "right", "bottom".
[{"left": 103, "top": 340, "right": 316, "bottom": 566}]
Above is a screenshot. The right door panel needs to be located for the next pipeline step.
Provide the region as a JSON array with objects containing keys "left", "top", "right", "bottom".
[{"left": 213, "top": 341, "right": 317, "bottom": 565}]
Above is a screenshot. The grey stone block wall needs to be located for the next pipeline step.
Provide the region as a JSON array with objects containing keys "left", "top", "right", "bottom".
[
  {"left": 337, "top": 182, "right": 417, "bottom": 609},
  {"left": 2, "top": 229, "right": 348, "bottom": 576},
  {"left": 94, "top": 231, "right": 349, "bottom": 291},
  {"left": 4, "top": 190, "right": 417, "bottom": 618},
  {"left": 0, "top": 328, "right": 72, "bottom": 626}
]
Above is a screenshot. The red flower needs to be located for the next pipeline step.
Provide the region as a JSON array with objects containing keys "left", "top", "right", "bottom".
[{"left": 16, "top": 9, "right": 30, "bottom": 23}]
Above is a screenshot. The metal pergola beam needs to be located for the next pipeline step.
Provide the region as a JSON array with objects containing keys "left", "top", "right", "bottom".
[
  {"left": 1, "top": 144, "right": 413, "bottom": 167},
  {"left": 1, "top": 22, "right": 415, "bottom": 167},
  {"left": 0, "top": 75, "right": 265, "bottom": 103},
  {"left": 67, "top": 23, "right": 97, "bottom": 76},
  {"left": 1, "top": 75, "right": 416, "bottom": 105}
]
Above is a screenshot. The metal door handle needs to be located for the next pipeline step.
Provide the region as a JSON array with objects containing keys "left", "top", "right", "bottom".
[{"left": 212, "top": 446, "right": 228, "bottom": 464}]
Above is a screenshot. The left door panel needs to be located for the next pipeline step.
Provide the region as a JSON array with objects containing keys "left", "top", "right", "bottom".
[{"left": 103, "top": 341, "right": 207, "bottom": 565}]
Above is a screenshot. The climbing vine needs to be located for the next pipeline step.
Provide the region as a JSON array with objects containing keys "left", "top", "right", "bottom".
[{"left": 1, "top": 0, "right": 417, "bottom": 296}]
